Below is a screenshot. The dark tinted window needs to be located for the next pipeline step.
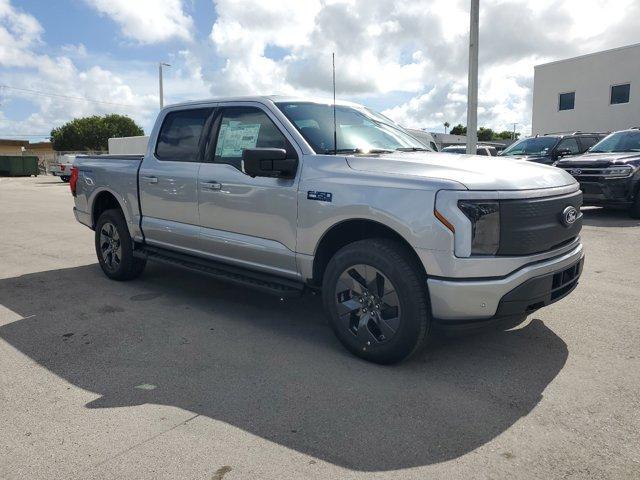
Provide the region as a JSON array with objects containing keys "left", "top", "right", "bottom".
[
  {"left": 501, "top": 137, "right": 558, "bottom": 156},
  {"left": 213, "top": 107, "right": 288, "bottom": 170},
  {"left": 156, "top": 108, "right": 212, "bottom": 161},
  {"left": 579, "top": 136, "right": 599, "bottom": 151},
  {"left": 610, "top": 84, "right": 630, "bottom": 104},
  {"left": 559, "top": 92, "right": 575, "bottom": 111},
  {"left": 591, "top": 130, "right": 640, "bottom": 153},
  {"left": 556, "top": 137, "right": 580, "bottom": 155}
]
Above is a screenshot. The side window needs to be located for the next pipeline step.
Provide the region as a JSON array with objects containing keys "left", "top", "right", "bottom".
[
  {"left": 579, "top": 137, "right": 598, "bottom": 151},
  {"left": 213, "top": 107, "right": 289, "bottom": 169},
  {"left": 155, "top": 108, "right": 213, "bottom": 161},
  {"left": 556, "top": 137, "right": 580, "bottom": 155}
]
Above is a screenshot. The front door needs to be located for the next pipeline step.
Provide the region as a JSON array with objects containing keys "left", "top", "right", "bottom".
[
  {"left": 139, "top": 107, "right": 213, "bottom": 251},
  {"left": 197, "top": 104, "right": 300, "bottom": 278}
]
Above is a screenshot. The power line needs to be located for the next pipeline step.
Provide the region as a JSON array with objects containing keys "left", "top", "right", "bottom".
[{"left": 0, "top": 84, "right": 135, "bottom": 108}]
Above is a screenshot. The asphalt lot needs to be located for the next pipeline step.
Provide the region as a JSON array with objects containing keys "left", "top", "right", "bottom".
[{"left": 0, "top": 176, "right": 639, "bottom": 480}]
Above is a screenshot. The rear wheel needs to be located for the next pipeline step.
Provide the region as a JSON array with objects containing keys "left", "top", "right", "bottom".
[
  {"left": 95, "top": 209, "right": 146, "bottom": 281},
  {"left": 322, "top": 239, "right": 430, "bottom": 364},
  {"left": 60, "top": 176, "right": 70, "bottom": 182}
]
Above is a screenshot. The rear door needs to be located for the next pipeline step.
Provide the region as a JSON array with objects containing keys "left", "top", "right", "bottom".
[
  {"left": 578, "top": 136, "right": 600, "bottom": 152},
  {"left": 139, "top": 106, "right": 214, "bottom": 251},
  {"left": 196, "top": 104, "right": 301, "bottom": 278}
]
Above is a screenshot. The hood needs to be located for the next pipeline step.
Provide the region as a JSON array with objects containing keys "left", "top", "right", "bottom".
[
  {"left": 346, "top": 151, "right": 576, "bottom": 191},
  {"left": 556, "top": 151, "right": 640, "bottom": 167}
]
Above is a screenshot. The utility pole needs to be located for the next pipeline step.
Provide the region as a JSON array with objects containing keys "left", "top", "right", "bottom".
[
  {"left": 158, "top": 62, "right": 171, "bottom": 109},
  {"left": 512, "top": 123, "right": 517, "bottom": 140},
  {"left": 466, "top": 0, "right": 479, "bottom": 155}
]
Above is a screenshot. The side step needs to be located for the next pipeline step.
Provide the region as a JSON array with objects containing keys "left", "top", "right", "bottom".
[{"left": 134, "top": 245, "right": 305, "bottom": 298}]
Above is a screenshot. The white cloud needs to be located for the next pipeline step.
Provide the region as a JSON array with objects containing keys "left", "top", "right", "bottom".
[{"left": 83, "top": 0, "right": 194, "bottom": 44}]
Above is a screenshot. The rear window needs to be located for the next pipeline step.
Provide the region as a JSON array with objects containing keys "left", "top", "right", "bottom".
[{"left": 155, "top": 108, "right": 213, "bottom": 161}]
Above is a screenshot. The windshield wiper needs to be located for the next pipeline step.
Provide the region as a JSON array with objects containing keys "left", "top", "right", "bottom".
[
  {"left": 331, "top": 148, "right": 394, "bottom": 154},
  {"left": 395, "top": 147, "right": 430, "bottom": 152}
]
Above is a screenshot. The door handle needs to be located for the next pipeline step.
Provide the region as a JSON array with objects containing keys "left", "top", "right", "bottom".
[
  {"left": 142, "top": 175, "right": 158, "bottom": 184},
  {"left": 202, "top": 181, "right": 222, "bottom": 191}
]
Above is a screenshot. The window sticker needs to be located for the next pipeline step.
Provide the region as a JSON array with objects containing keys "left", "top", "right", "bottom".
[{"left": 215, "top": 121, "right": 261, "bottom": 157}]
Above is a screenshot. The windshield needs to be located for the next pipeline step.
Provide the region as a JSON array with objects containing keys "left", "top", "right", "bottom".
[
  {"left": 275, "top": 102, "right": 430, "bottom": 154},
  {"left": 590, "top": 130, "right": 640, "bottom": 153},
  {"left": 501, "top": 137, "right": 558, "bottom": 156}
]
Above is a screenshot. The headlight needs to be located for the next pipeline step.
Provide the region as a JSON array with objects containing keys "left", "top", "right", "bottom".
[
  {"left": 606, "top": 165, "right": 634, "bottom": 177},
  {"left": 457, "top": 200, "right": 500, "bottom": 255}
]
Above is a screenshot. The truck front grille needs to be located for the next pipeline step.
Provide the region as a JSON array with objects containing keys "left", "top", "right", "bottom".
[{"left": 497, "top": 190, "right": 583, "bottom": 256}]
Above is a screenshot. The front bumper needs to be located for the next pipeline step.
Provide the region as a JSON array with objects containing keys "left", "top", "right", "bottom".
[
  {"left": 428, "top": 242, "right": 584, "bottom": 329},
  {"left": 579, "top": 178, "right": 635, "bottom": 206}
]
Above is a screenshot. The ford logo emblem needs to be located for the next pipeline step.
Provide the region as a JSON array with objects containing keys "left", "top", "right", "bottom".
[
  {"left": 570, "top": 168, "right": 582, "bottom": 175},
  {"left": 561, "top": 206, "right": 579, "bottom": 227}
]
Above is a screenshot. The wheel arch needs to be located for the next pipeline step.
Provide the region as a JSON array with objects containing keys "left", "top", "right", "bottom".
[
  {"left": 311, "top": 218, "right": 427, "bottom": 286},
  {"left": 91, "top": 189, "right": 127, "bottom": 229}
]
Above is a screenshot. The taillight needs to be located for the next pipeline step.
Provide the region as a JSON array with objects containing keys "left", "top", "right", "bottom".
[
  {"left": 60, "top": 164, "right": 66, "bottom": 171},
  {"left": 70, "top": 167, "right": 79, "bottom": 196}
]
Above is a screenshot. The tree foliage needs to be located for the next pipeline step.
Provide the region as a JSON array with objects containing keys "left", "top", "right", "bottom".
[
  {"left": 50, "top": 114, "right": 144, "bottom": 151},
  {"left": 448, "top": 124, "right": 520, "bottom": 141},
  {"left": 450, "top": 124, "right": 467, "bottom": 135}
]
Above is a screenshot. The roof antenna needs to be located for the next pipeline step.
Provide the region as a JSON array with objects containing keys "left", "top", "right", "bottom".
[{"left": 332, "top": 52, "right": 337, "bottom": 156}]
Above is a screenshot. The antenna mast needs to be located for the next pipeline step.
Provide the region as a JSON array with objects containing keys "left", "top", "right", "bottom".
[{"left": 332, "top": 52, "right": 337, "bottom": 155}]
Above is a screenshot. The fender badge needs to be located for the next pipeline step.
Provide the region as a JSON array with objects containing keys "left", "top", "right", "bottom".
[{"left": 307, "top": 191, "right": 333, "bottom": 202}]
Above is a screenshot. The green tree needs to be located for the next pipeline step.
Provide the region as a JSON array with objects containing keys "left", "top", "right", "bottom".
[
  {"left": 450, "top": 124, "right": 467, "bottom": 135},
  {"left": 50, "top": 114, "right": 144, "bottom": 151},
  {"left": 494, "top": 130, "right": 520, "bottom": 140},
  {"left": 444, "top": 121, "right": 450, "bottom": 134},
  {"left": 477, "top": 127, "right": 495, "bottom": 142}
]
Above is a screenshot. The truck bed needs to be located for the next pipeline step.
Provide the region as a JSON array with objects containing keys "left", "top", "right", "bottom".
[{"left": 73, "top": 155, "right": 144, "bottom": 239}]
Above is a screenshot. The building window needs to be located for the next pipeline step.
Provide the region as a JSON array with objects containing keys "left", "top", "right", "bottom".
[
  {"left": 559, "top": 92, "right": 575, "bottom": 111},
  {"left": 610, "top": 83, "right": 630, "bottom": 105}
]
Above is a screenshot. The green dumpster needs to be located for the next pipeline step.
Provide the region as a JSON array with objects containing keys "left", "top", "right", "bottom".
[{"left": 0, "top": 156, "right": 39, "bottom": 176}]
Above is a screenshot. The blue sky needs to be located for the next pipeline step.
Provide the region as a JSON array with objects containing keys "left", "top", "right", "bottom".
[{"left": 1, "top": 0, "right": 638, "bottom": 142}]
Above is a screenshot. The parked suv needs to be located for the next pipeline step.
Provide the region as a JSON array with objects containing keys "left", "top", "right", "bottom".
[
  {"left": 442, "top": 145, "right": 498, "bottom": 156},
  {"left": 71, "top": 96, "right": 584, "bottom": 364},
  {"left": 555, "top": 129, "right": 640, "bottom": 218},
  {"left": 500, "top": 132, "right": 606, "bottom": 164}
]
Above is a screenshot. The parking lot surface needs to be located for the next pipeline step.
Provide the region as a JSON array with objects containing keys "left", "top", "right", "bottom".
[{"left": 1, "top": 176, "right": 639, "bottom": 480}]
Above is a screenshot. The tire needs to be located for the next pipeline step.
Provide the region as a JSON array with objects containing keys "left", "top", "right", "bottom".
[
  {"left": 629, "top": 193, "right": 640, "bottom": 219},
  {"left": 60, "top": 176, "right": 70, "bottom": 182},
  {"left": 95, "top": 209, "right": 146, "bottom": 281},
  {"left": 322, "top": 239, "right": 431, "bottom": 364}
]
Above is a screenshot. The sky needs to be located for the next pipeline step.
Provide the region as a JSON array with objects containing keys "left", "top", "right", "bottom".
[{"left": 0, "top": 0, "right": 638, "bottom": 142}]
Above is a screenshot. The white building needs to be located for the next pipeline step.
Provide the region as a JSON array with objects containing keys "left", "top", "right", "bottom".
[{"left": 532, "top": 43, "right": 640, "bottom": 135}]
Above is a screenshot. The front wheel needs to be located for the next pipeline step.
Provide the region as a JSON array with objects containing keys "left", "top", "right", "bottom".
[
  {"left": 629, "top": 193, "right": 640, "bottom": 219},
  {"left": 322, "top": 239, "right": 431, "bottom": 364},
  {"left": 95, "top": 209, "right": 146, "bottom": 281}
]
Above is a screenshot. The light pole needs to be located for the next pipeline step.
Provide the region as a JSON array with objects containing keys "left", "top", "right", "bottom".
[
  {"left": 158, "top": 62, "right": 171, "bottom": 109},
  {"left": 466, "top": 0, "right": 479, "bottom": 155}
]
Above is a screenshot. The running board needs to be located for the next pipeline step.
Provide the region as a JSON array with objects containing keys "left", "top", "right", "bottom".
[{"left": 134, "top": 245, "right": 305, "bottom": 298}]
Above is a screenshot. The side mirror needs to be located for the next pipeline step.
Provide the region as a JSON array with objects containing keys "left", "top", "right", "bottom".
[
  {"left": 242, "top": 148, "right": 298, "bottom": 178},
  {"left": 555, "top": 148, "right": 573, "bottom": 158}
]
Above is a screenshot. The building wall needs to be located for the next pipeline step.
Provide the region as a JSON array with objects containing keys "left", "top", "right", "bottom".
[{"left": 532, "top": 44, "right": 640, "bottom": 135}]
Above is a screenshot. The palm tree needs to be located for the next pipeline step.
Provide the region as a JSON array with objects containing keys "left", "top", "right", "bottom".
[{"left": 444, "top": 122, "right": 450, "bottom": 134}]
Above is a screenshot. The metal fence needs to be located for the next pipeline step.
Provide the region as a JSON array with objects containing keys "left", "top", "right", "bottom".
[{"left": 23, "top": 150, "right": 107, "bottom": 175}]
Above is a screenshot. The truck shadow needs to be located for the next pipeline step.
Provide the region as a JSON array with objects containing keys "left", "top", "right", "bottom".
[{"left": 0, "top": 264, "right": 568, "bottom": 471}]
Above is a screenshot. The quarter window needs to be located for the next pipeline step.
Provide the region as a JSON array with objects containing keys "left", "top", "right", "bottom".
[
  {"left": 213, "top": 107, "right": 289, "bottom": 170},
  {"left": 610, "top": 83, "right": 630, "bottom": 105},
  {"left": 155, "top": 108, "right": 213, "bottom": 161},
  {"left": 579, "top": 137, "right": 599, "bottom": 151},
  {"left": 559, "top": 92, "right": 575, "bottom": 111}
]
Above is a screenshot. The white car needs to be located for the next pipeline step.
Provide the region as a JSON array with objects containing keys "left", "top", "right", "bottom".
[{"left": 50, "top": 154, "right": 76, "bottom": 182}]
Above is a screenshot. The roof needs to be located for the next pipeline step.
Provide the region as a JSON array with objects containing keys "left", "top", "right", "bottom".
[
  {"left": 163, "top": 95, "right": 363, "bottom": 110},
  {"left": 0, "top": 139, "right": 29, "bottom": 147},
  {"left": 535, "top": 42, "right": 640, "bottom": 69}
]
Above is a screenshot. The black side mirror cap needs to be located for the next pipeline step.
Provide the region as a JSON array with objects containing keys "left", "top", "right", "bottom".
[
  {"left": 242, "top": 148, "right": 298, "bottom": 178},
  {"left": 555, "top": 148, "right": 573, "bottom": 157}
]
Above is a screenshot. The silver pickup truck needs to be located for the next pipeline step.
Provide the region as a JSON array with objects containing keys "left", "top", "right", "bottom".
[{"left": 71, "top": 96, "right": 584, "bottom": 364}]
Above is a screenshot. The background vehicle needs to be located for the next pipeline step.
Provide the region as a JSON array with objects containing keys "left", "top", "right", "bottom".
[
  {"left": 71, "top": 96, "right": 584, "bottom": 364},
  {"left": 500, "top": 132, "right": 606, "bottom": 164},
  {"left": 49, "top": 154, "right": 76, "bottom": 182},
  {"left": 556, "top": 128, "right": 640, "bottom": 217},
  {"left": 442, "top": 145, "right": 498, "bottom": 156},
  {"left": 406, "top": 128, "right": 439, "bottom": 151}
]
